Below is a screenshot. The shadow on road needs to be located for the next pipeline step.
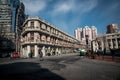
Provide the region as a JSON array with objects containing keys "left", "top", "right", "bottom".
[{"left": 0, "top": 62, "right": 65, "bottom": 80}]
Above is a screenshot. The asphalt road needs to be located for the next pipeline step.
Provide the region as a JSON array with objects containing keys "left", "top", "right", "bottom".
[{"left": 0, "top": 53, "right": 120, "bottom": 80}]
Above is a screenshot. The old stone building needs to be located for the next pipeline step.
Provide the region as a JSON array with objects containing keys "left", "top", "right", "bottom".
[
  {"left": 21, "top": 17, "right": 81, "bottom": 58},
  {"left": 92, "top": 27, "right": 120, "bottom": 53}
]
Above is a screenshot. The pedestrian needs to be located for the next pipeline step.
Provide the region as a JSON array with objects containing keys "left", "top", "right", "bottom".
[
  {"left": 38, "top": 49, "right": 43, "bottom": 61},
  {"left": 28, "top": 52, "right": 31, "bottom": 58},
  {"left": 104, "top": 48, "right": 106, "bottom": 54},
  {"left": 109, "top": 48, "right": 115, "bottom": 61}
]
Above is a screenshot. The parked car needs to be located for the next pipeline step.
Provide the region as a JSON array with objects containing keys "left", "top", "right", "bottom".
[
  {"left": 0, "top": 53, "right": 10, "bottom": 58},
  {"left": 11, "top": 53, "right": 20, "bottom": 58}
]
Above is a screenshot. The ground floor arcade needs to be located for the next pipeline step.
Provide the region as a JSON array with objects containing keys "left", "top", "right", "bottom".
[{"left": 20, "top": 44, "right": 77, "bottom": 58}]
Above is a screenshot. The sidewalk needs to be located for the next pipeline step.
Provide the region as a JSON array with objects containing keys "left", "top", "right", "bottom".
[
  {"left": 44, "top": 53, "right": 78, "bottom": 58},
  {"left": 0, "top": 57, "right": 22, "bottom": 63},
  {"left": 93, "top": 55, "right": 120, "bottom": 63}
]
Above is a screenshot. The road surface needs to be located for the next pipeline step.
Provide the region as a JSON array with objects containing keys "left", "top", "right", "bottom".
[{"left": 0, "top": 53, "right": 120, "bottom": 80}]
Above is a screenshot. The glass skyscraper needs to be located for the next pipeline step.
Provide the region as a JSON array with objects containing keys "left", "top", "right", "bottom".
[{"left": 0, "top": 0, "right": 25, "bottom": 54}]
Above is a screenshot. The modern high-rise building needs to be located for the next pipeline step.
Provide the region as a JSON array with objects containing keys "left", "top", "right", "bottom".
[
  {"left": 75, "top": 28, "right": 82, "bottom": 41},
  {"left": 91, "top": 26, "right": 98, "bottom": 39},
  {"left": 75, "top": 26, "right": 98, "bottom": 45},
  {"left": 0, "top": 0, "right": 25, "bottom": 53},
  {"left": 106, "top": 24, "right": 119, "bottom": 34}
]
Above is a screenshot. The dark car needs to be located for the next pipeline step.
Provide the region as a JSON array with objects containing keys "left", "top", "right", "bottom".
[
  {"left": 0, "top": 53, "right": 10, "bottom": 58},
  {"left": 11, "top": 53, "right": 20, "bottom": 58}
]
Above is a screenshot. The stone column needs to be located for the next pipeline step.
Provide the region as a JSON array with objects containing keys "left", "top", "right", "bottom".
[
  {"left": 42, "top": 46, "right": 46, "bottom": 56},
  {"left": 62, "top": 47, "right": 65, "bottom": 54},
  {"left": 22, "top": 47, "right": 24, "bottom": 57},
  {"left": 50, "top": 47, "right": 53, "bottom": 55},
  {"left": 102, "top": 40, "right": 104, "bottom": 51},
  {"left": 27, "top": 45, "right": 30, "bottom": 57},
  {"left": 34, "top": 45, "right": 38, "bottom": 57},
  {"left": 48, "top": 47, "right": 51, "bottom": 53},
  {"left": 24, "top": 47, "right": 27, "bottom": 58},
  {"left": 56, "top": 48, "right": 58, "bottom": 55},
  {"left": 111, "top": 39, "right": 113, "bottom": 49},
  {"left": 115, "top": 39, "right": 118, "bottom": 48},
  {"left": 58, "top": 48, "right": 61, "bottom": 55}
]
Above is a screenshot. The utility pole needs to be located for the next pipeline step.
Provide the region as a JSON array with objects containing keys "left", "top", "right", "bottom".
[
  {"left": 91, "top": 40, "right": 95, "bottom": 59},
  {"left": 85, "top": 35, "right": 89, "bottom": 51}
]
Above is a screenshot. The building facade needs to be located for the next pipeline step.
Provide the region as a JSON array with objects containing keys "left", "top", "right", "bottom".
[
  {"left": 93, "top": 32, "right": 120, "bottom": 53},
  {"left": 75, "top": 26, "right": 97, "bottom": 42},
  {"left": 106, "top": 24, "right": 119, "bottom": 34},
  {"left": 103, "top": 24, "right": 120, "bottom": 52},
  {"left": 75, "top": 28, "right": 82, "bottom": 41},
  {"left": 105, "top": 31, "right": 120, "bottom": 51},
  {"left": 21, "top": 17, "right": 80, "bottom": 58},
  {"left": 0, "top": 0, "right": 25, "bottom": 53},
  {"left": 75, "top": 26, "right": 98, "bottom": 49}
]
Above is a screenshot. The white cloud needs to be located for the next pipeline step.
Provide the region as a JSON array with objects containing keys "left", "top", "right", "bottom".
[
  {"left": 49, "top": 0, "right": 98, "bottom": 35},
  {"left": 22, "top": 0, "right": 47, "bottom": 16},
  {"left": 22, "top": 0, "right": 98, "bottom": 16},
  {"left": 52, "top": 0, "right": 98, "bottom": 15},
  {"left": 53, "top": 0, "right": 75, "bottom": 14},
  {"left": 79, "top": 0, "right": 98, "bottom": 13}
]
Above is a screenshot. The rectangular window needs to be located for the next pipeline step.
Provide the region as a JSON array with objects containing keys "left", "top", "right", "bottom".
[
  {"left": 51, "top": 28, "right": 53, "bottom": 33},
  {"left": 41, "top": 35, "right": 46, "bottom": 41},
  {"left": 47, "top": 36, "right": 50, "bottom": 42},
  {"left": 41, "top": 24, "right": 46, "bottom": 30},
  {"left": 47, "top": 26, "right": 50, "bottom": 32},
  {"left": 31, "top": 21, "right": 34, "bottom": 28},
  {"left": 30, "top": 32, "right": 34, "bottom": 41}
]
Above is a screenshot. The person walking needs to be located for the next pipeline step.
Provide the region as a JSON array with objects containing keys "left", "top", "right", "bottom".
[
  {"left": 109, "top": 48, "right": 115, "bottom": 61},
  {"left": 38, "top": 49, "right": 43, "bottom": 61}
]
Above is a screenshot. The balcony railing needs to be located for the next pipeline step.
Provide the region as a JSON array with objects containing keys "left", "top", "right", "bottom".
[
  {"left": 21, "top": 39, "right": 75, "bottom": 48},
  {"left": 21, "top": 27, "right": 79, "bottom": 48}
]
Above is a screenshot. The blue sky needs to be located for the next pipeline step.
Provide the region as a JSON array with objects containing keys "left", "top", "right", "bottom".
[{"left": 21, "top": 0, "right": 120, "bottom": 36}]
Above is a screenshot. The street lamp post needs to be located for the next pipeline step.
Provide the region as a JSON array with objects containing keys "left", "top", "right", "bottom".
[
  {"left": 91, "top": 40, "right": 95, "bottom": 59},
  {"left": 85, "top": 35, "right": 89, "bottom": 51}
]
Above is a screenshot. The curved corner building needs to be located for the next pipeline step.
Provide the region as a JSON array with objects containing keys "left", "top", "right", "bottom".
[{"left": 21, "top": 16, "right": 80, "bottom": 58}]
